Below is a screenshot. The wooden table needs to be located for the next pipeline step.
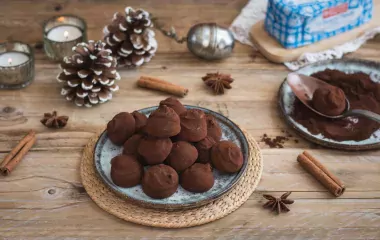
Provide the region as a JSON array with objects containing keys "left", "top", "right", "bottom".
[{"left": 1, "top": 1, "right": 380, "bottom": 239}]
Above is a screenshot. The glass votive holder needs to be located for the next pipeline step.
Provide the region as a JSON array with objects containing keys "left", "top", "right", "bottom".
[
  {"left": 0, "top": 42, "right": 35, "bottom": 89},
  {"left": 43, "top": 15, "right": 87, "bottom": 61}
]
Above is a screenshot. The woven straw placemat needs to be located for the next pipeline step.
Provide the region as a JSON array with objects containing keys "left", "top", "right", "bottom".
[{"left": 80, "top": 129, "right": 263, "bottom": 228}]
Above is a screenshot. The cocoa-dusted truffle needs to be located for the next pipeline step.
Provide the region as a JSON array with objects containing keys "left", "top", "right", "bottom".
[
  {"left": 123, "top": 134, "right": 143, "bottom": 156},
  {"left": 177, "top": 109, "right": 207, "bottom": 142},
  {"left": 166, "top": 141, "right": 198, "bottom": 172},
  {"left": 110, "top": 155, "right": 143, "bottom": 188},
  {"left": 142, "top": 164, "right": 179, "bottom": 199},
  {"left": 144, "top": 105, "right": 180, "bottom": 138},
  {"left": 206, "top": 114, "right": 222, "bottom": 142},
  {"left": 131, "top": 111, "right": 147, "bottom": 132},
  {"left": 211, "top": 141, "right": 243, "bottom": 173},
  {"left": 195, "top": 136, "right": 216, "bottom": 163},
  {"left": 107, "top": 112, "right": 136, "bottom": 145},
  {"left": 159, "top": 97, "right": 187, "bottom": 115},
  {"left": 180, "top": 163, "right": 214, "bottom": 193},
  {"left": 138, "top": 136, "right": 172, "bottom": 165},
  {"left": 312, "top": 86, "right": 346, "bottom": 116}
]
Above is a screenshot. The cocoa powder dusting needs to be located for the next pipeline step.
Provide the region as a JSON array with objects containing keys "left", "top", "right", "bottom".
[
  {"left": 292, "top": 69, "right": 380, "bottom": 141},
  {"left": 261, "top": 134, "right": 288, "bottom": 148}
]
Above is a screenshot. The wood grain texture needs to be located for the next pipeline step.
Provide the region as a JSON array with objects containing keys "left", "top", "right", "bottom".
[{"left": 0, "top": 0, "right": 380, "bottom": 239}]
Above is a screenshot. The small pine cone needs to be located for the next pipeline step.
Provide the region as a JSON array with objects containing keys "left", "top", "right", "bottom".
[
  {"left": 103, "top": 6, "right": 158, "bottom": 67},
  {"left": 56, "top": 40, "right": 120, "bottom": 107}
]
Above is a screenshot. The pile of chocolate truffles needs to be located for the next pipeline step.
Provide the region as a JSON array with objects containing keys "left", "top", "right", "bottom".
[{"left": 106, "top": 97, "right": 244, "bottom": 199}]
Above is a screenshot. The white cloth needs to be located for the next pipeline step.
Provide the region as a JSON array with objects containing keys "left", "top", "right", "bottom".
[{"left": 229, "top": 0, "right": 380, "bottom": 70}]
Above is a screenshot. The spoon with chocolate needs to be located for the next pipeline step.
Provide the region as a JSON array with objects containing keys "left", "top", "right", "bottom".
[{"left": 287, "top": 73, "right": 380, "bottom": 122}]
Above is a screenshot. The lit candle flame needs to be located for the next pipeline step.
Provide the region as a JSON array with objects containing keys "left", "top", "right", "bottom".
[
  {"left": 57, "top": 16, "right": 65, "bottom": 22},
  {"left": 8, "top": 58, "right": 12, "bottom": 66},
  {"left": 64, "top": 31, "right": 69, "bottom": 39}
]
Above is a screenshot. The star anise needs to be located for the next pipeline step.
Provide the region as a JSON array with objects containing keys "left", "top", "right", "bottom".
[
  {"left": 263, "top": 192, "right": 294, "bottom": 214},
  {"left": 40, "top": 111, "right": 69, "bottom": 129},
  {"left": 202, "top": 72, "right": 234, "bottom": 95}
]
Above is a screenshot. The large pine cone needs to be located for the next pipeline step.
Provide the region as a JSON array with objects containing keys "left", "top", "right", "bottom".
[
  {"left": 103, "top": 7, "right": 158, "bottom": 67},
  {"left": 56, "top": 40, "right": 120, "bottom": 107}
]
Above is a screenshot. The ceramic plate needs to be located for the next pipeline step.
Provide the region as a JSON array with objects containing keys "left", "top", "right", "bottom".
[
  {"left": 94, "top": 105, "right": 249, "bottom": 209},
  {"left": 278, "top": 59, "right": 380, "bottom": 150}
]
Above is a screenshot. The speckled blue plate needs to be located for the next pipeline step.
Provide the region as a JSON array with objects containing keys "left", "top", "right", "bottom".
[
  {"left": 94, "top": 105, "right": 249, "bottom": 210},
  {"left": 279, "top": 59, "right": 380, "bottom": 150}
]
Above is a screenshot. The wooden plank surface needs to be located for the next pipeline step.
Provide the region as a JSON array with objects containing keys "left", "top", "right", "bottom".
[{"left": 1, "top": 0, "right": 380, "bottom": 239}]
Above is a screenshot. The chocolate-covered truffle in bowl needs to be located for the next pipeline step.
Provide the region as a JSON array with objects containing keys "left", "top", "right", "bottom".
[
  {"left": 138, "top": 136, "right": 172, "bottom": 165},
  {"left": 159, "top": 97, "right": 187, "bottom": 115},
  {"left": 195, "top": 136, "right": 216, "bottom": 163},
  {"left": 178, "top": 109, "right": 207, "bottom": 142},
  {"left": 144, "top": 105, "right": 181, "bottom": 138},
  {"left": 211, "top": 141, "right": 243, "bottom": 173},
  {"left": 142, "top": 164, "right": 179, "bottom": 199},
  {"left": 123, "top": 134, "right": 143, "bottom": 155},
  {"left": 166, "top": 141, "right": 198, "bottom": 172},
  {"left": 180, "top": 163, "right": 214, "bottom": 193},
  {"left": 107, "top": 112, "right": 136, "bottom": 145},
  {"left": 110, "top": 155, "right": 143, "bottom": 188},
  {"left": 206, "top": 114, "right": 222, "bottom": 142},
  {"left": 312, "top": 86, "right": 346, "bottom": 116},
  {"left": 131, "top": 111, "right": 147, "bottom": 132}
]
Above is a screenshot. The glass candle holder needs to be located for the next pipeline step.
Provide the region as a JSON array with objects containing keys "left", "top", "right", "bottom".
[
  {"left": 0, "top": 42, "right": 35, "bottom": 89},
  {"left": 43, "top": 15, "right": 87, "bottom": 61}
]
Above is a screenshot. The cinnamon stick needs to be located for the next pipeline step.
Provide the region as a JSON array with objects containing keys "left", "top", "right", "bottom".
[
  {"left": 0, "top": 130, "right": 37, "bottom": 176},
  {"left": 137, "top": 76, "right": 188, "bottom": 97},
  {"left": 297, "top": 151, "right": 345, "bottom": 197}
]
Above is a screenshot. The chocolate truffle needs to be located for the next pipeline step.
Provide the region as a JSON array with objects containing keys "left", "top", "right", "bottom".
[
  {"left": 159, "top": 97, "right": 187, "bottom": 115},
  {"left": 110, "top": 155, "right": 143, "bottom": 188},
  {"left": 144, "top": 105, "right": 181, "bottom": 138},
  {"left": 195, "top": 136, "right": 216, "bottom": 163},
  {"left": 206, "top": 114, "right": 222, "bottom": 142},
  {"left": 123, "top": 134, "right": 143, "bottom": 156},
  {"left": 107, "top": 112, "right": 136, "bottom": 145},
  {"left": 180, "top": 163, "right": 214, "bottom": 193},
  {"left": 142, "top": 164, "right": 179, "bottom": 199},
  {"left": 177, "top": 109, "right": 207, "bottom": 142},
  {"left": 166, "top": 141, "right": 198, "bottom": 172},
  {"left": 138, "top": 136, "right": 172, "bottom": 165},
  {"left": 211, "top": 141, "right": 243, "bottom": 173},
  {"left": 312, "top": 86, "right": 346, "bottom": 116},
  {"left": 131, "top": 111, "right": 147, "bottom": 132}
]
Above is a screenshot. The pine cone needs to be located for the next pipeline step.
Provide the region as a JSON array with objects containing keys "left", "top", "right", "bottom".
[
  {"left": 103, "top": 6, "right": 158, "bottom": 67},
  {"left": 56, "top": 40, "right": 120, "bottom": 107}
]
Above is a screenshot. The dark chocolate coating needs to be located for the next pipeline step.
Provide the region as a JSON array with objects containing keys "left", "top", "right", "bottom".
[
  {"left": 110, "top": 155, "right": 143, "bottom": 188},
  {"left": 166, "top": 141, "right": 198, "bottom": 172},
  {"left": 107, "top": 112, "right": 136, "bottom": 145},
  {"left": 195, "top": 136, "right": 216, "bottom": 163},
  {"left": 131, "top": 111, "right": 148, "bottom": 132},
  {"left": 138, "top": 136, "right": 172, "bottom": 165},
  {"left": 205, "top": 114, "right": 222, "bottom": 142},
  {"left": 180, "top": 163, "right": 214, "bottom": 193},
  {"left": 159, "top": 97, "right": 187, "bottom": 115},
  {"left": 211, "top": 141, "right": 243, "bottom": 173},
  {"left": 123, "top": 134, "right": 143, "bottom": 156},
  {"left": 142, "top": 164, "right": 179, "bottom": 199},
  {"left": 177, "top": 109, "right": 207, "bottom": 142},
  {"left": 312, "top": 86, "right": 346, "bottom": 116},
  {"left": 145, "top": 105, "right": 181, "bottom": 138}
]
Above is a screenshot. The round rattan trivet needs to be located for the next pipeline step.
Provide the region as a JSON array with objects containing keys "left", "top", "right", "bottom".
[{"left": 80, "top": 129, "right": 263, "bottom": 228}]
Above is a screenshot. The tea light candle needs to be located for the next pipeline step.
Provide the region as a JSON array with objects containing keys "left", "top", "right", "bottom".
[
  {"left": 0, "top": 42, "right": 35, "bottom": 89},
  {"left": 43, "top": 15, "right": 87, "bottom": 61}
]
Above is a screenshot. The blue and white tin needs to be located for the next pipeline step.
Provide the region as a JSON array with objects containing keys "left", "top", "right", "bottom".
[{"left": 264, "top": 0, "right": 373, "bottom": 49}]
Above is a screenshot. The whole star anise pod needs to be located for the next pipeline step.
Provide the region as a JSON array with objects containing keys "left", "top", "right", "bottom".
[
  {"left": 40, "top": 111, "right": 69, "bottom": 129},
  {"left": 263, "top": 192, "right": 294, "bottom": 214},
  {"left": 202, "top": 72, "right": 234, "bottom": 94}
]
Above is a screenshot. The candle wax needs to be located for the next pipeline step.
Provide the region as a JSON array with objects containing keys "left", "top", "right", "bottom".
[
  {"left": 0, "top": 52, "right": 29, "bottom": 67},
  {"left": 47, "top": 25, "right": 82, "bottom": 42}
]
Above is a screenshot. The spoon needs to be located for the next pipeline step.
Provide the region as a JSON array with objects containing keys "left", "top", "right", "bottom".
[{"left": 286, "top": 72, "right": 380, "bottom": 123}]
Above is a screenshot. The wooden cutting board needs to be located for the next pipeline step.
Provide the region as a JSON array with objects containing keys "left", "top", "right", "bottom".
[{"left": 250, "top": 3, "right": 380, "bottom": 63}]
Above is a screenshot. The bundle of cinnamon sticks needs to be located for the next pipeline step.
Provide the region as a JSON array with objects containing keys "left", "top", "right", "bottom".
[
  {"left": 297, "top": 151, "right": 345, "bottom": 197},
  {"left": 0, "top": 130, "right": 36, "bottom": 176}
]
